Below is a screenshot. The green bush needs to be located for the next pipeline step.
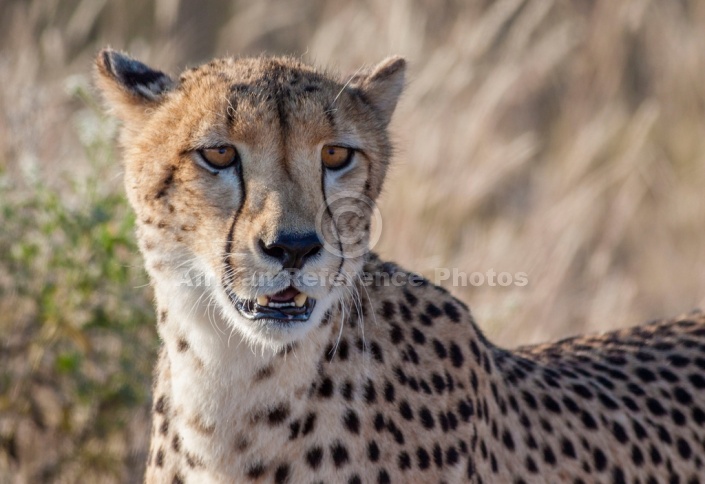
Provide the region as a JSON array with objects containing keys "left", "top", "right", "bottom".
[{"left": 0, "top": 79, "right": 156, "bottom": 483}]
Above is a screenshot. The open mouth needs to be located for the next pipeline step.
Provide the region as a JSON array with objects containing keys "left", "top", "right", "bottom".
[{"left": 233, "top": 286, "right": 316, "bottom": 322}]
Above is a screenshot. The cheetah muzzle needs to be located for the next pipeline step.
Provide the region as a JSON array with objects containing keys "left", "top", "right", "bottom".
[
  {"left": 230, "top": 285, "right": 317, "bottom": 323},
  {"left": 96, "top": 48, "right": 705, "bottom": 484}
]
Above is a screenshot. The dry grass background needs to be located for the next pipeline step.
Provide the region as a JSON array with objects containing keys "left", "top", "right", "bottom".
[{"left": 1, "top": 0, "right": 704, "bottom": 481}]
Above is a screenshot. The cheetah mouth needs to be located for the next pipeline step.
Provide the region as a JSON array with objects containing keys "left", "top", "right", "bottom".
[{"left": 231, "top": 286, "right": 316, "bottom": 322}]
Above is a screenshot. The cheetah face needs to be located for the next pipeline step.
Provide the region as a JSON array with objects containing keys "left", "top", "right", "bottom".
[{"left": 96, "top": 50, "right": 404, "bottom": 348}]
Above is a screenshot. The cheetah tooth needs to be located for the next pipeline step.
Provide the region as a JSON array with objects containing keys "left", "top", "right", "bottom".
[
  {"left": 256, "top": 296, "right": 270, "bottom": 306},
  {"left": 294, "top": 292, "right": 308, "bottom": 307}
]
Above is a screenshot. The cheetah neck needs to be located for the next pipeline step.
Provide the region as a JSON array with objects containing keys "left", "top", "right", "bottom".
[{"left": 147, "top": 264, "right": 339, "bottom": 478}]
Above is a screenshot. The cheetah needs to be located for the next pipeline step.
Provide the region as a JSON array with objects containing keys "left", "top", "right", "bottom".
[{"left": 95, "top": 48, "right": 705, "bottom": 483}]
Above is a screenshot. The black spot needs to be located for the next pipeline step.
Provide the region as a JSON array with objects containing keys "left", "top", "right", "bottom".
[
  {"left": 444, "top": 302, "right": 461, "bottom": 322},
  {"left": 419, "top": 313, "right": 433, "bottom": 326},
  {"left": 407, "top": 345, "right": 421, "bottom": 365},
  {"left": 288, "top": 420, "right": 300, "bottom": 440},
  {"left": 562, "top": 395, "right": 580, "bottom": 414},
  {"left": 668, "top": 355, "right": 690, "bottom": 367},
  {"left": 274, "top": 464, "right": 289, "bottom": 484},
  {"left": 390, "top": 324, "right": 404, "bottom": 344},
  {"left": 364, "top": 379, "right": 377, "bottom": 403},
  {"left": 370, "top": 341, "right": 384, "bottom": 363},
  {"left": 689, "top": 373, "right": 705, "bottom": 389},
  {"left": 382, "top": 300, "right": 396, "bottom": 319},
  {"left": 656, "top": 425, "right": 671, "bottom": 444},
  {"left": 331, "top": 442, "right": 349, "bottom": 467},
  {"left": 502, "top": 430, "right": 515, "bottom": 451},
  {"left": 155, "top": 395, "right": 167, "bottom": 414},
  {"left": 341, "top": 381, "right": 354, "bottom": 401},
  {"left": 319, "top": 378, "right": 334, "bottom": 398},
  {"left": 677, "top": 438, "right": 692, "bottom": 459},
  {"left": 368, "top": 441, "right": 380, "bottom": 462},
  {"left": 432, "top": 373, "right": 446, "bottom": 394},
  {"left": 378, "top": 469, "right": 391, "bottom": 484},
  {"left": 417, "top": 447, "right": 430, "bottom": 469},
  {"left": 542, "top": 394, "right": 561, "bottom": 413},
  {"left": 399, "top": 400, "right": 414, "bottom": 420},
  {"left": 338, "top": 339, "right": 350, "bottom": 360},
  {"left": 155, "top": 167, "right": 175, "bottom": 199},
  {"left": 267, "top": 404, "right": 290, "bottom": 425},
  {"left": 671, "top": 408, "right": 686, "bottom": 426},
  {"left": 348, "top": 475, "right": 362, "bottom": 484},
  {"left": 386, "top": 419, "right": 405, "bottom": 444},
  {"left": 612, "top": 466, "right": 626, "bottom": 484},
  {"left": 343, "top": 409, "right": 360, "bottom": 434},
  {"left": 674, "top": 387, "right": 692, "bottom": 405},
  {"left": 433, "top": 443, "right": 444, "bottom": 468},
  {"left": 433, "top": 340, "right": 448, "bottom": 359},
  {"left": 172, "top": 435, "right": 181, "bottom": 453},
  {"left": 245, "top": 461, "right": 266, "bottom": 478},
  {"left": 572, "top": 384, "right": 593, "bottom": 399},
  {"left": 631, "top": 445, "right": 644, "bottom": 466},
  {"left": 399, "top": 303, "right": 412, "bottom": 321},
  {"left": 302, "top": 412, "right": 317, "bottom": 435},
  {"left": 156, "top": 448, "right": 164, "bottom": 467},
  {"left": 561, "top": 438, "right": 576, "bottom": 458},
  {"left": 612, "top": 421, "right": 628, "bottom": 443},
  {"left": 449, "top": 343, "right": 465, "bottom": 367},
  {"left": 446, "top": 446, "right": 459, "bottom": 465},
  {"left": 419, "top": 407, "right": 435, "bottom": 429},
  {"left": 622, "top": 396, "right": 639, "bottom": 411},
  {"left": 593, "top": 448, "right": 607, "bottom": 471},
  {"left": 646, "top": 398, "right": 667, "bottom": 416},
  {"left": 426, "top": 302, "right": 442, "bottom": 318},
  {"left": 581, "top": 411, "right": 598, "bottom": 430},
  {"left": 543, "top": 445, "right": 557, "bottom": 465},
  {"left": 659, "top": 368, "right": 679, "bottom": 382},
  {"left": 398, "top": 451, "right": 411, "bottom": 470},
  {"left": 306, "top": 447, "right": 323, "bottom": 469},
  {"left": 636, "top": 367, "right": 657, "bottom": 383},
  {"left": 522, "top": 391, "right": 538, "bottom": 409},
  {"left": 458, "top": 400, "right": 474, "bottom": 421},
  {"left": 373, "top": 413, "right": 385, "bottom": 431},
  {"left": 526, "top": 455, "right": 538, "bottom": 473},
  {"left": 631, "top": 419, "right": 647, "bottom": 440},
  {"left": 598, "top": 393, "right": 619, "bottom": 410},
  {"left": 411, "top": 327, "right": 426, "bottom": 345},
  {"left": 384, "top": 381, "right": 395, "bottom": 402},
  {"left": 403, "top": 290, "right": 418, "bottom": 306}
]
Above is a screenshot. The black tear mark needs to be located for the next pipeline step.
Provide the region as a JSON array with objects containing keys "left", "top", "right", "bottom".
[{"left": 221, "top": 164, "right": 247, "bottom": 290}]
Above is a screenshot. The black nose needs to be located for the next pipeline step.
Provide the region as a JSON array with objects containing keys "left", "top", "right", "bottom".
[{"left": 259, "top": 232, "right": 323, "bottom": 269}]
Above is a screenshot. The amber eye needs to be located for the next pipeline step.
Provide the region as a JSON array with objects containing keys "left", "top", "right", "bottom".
[
  {"left": 321, "top": 145, "right": 354, "bottom": 170},
  {"left": 199, "top": 146, "right": 239, "bottom": 169}
]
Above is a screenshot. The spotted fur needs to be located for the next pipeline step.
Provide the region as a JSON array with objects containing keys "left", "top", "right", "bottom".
[{"left": 96, "top": 49, "right": 705, "bottom": 483}]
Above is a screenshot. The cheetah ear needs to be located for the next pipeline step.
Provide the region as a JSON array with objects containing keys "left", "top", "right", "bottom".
[
  {"left": 352, "top": 56, "right": 406, "bottom": 125},
  {"left": 95, "top": 48, "right": 174, "bottom": 123}
]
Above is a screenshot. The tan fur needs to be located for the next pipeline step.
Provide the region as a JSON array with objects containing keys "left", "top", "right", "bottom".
[{"left": 97, "top": 50, "right": 705, "bottom": 483}]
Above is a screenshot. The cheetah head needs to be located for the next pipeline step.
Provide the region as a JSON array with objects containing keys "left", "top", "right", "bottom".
[{"left": 96, "top": 50, "right": 404, "bottom": 349}]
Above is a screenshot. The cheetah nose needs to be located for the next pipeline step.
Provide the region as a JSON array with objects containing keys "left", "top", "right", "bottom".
[{"left": 259, "top": 232, "right": 323, "bottom": 270}]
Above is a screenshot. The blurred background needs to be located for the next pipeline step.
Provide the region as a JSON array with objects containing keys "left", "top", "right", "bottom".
[{"left": 1, "top": 0, "right": 704, "bottom": 481}]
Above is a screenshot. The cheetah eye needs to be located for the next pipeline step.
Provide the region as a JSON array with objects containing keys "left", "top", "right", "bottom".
[
  {"left": 199, "top": 146, "right": 240, "bottom": 169},
  {"left": 321, "top": 145, "right": 354, "bottom": 171}
]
